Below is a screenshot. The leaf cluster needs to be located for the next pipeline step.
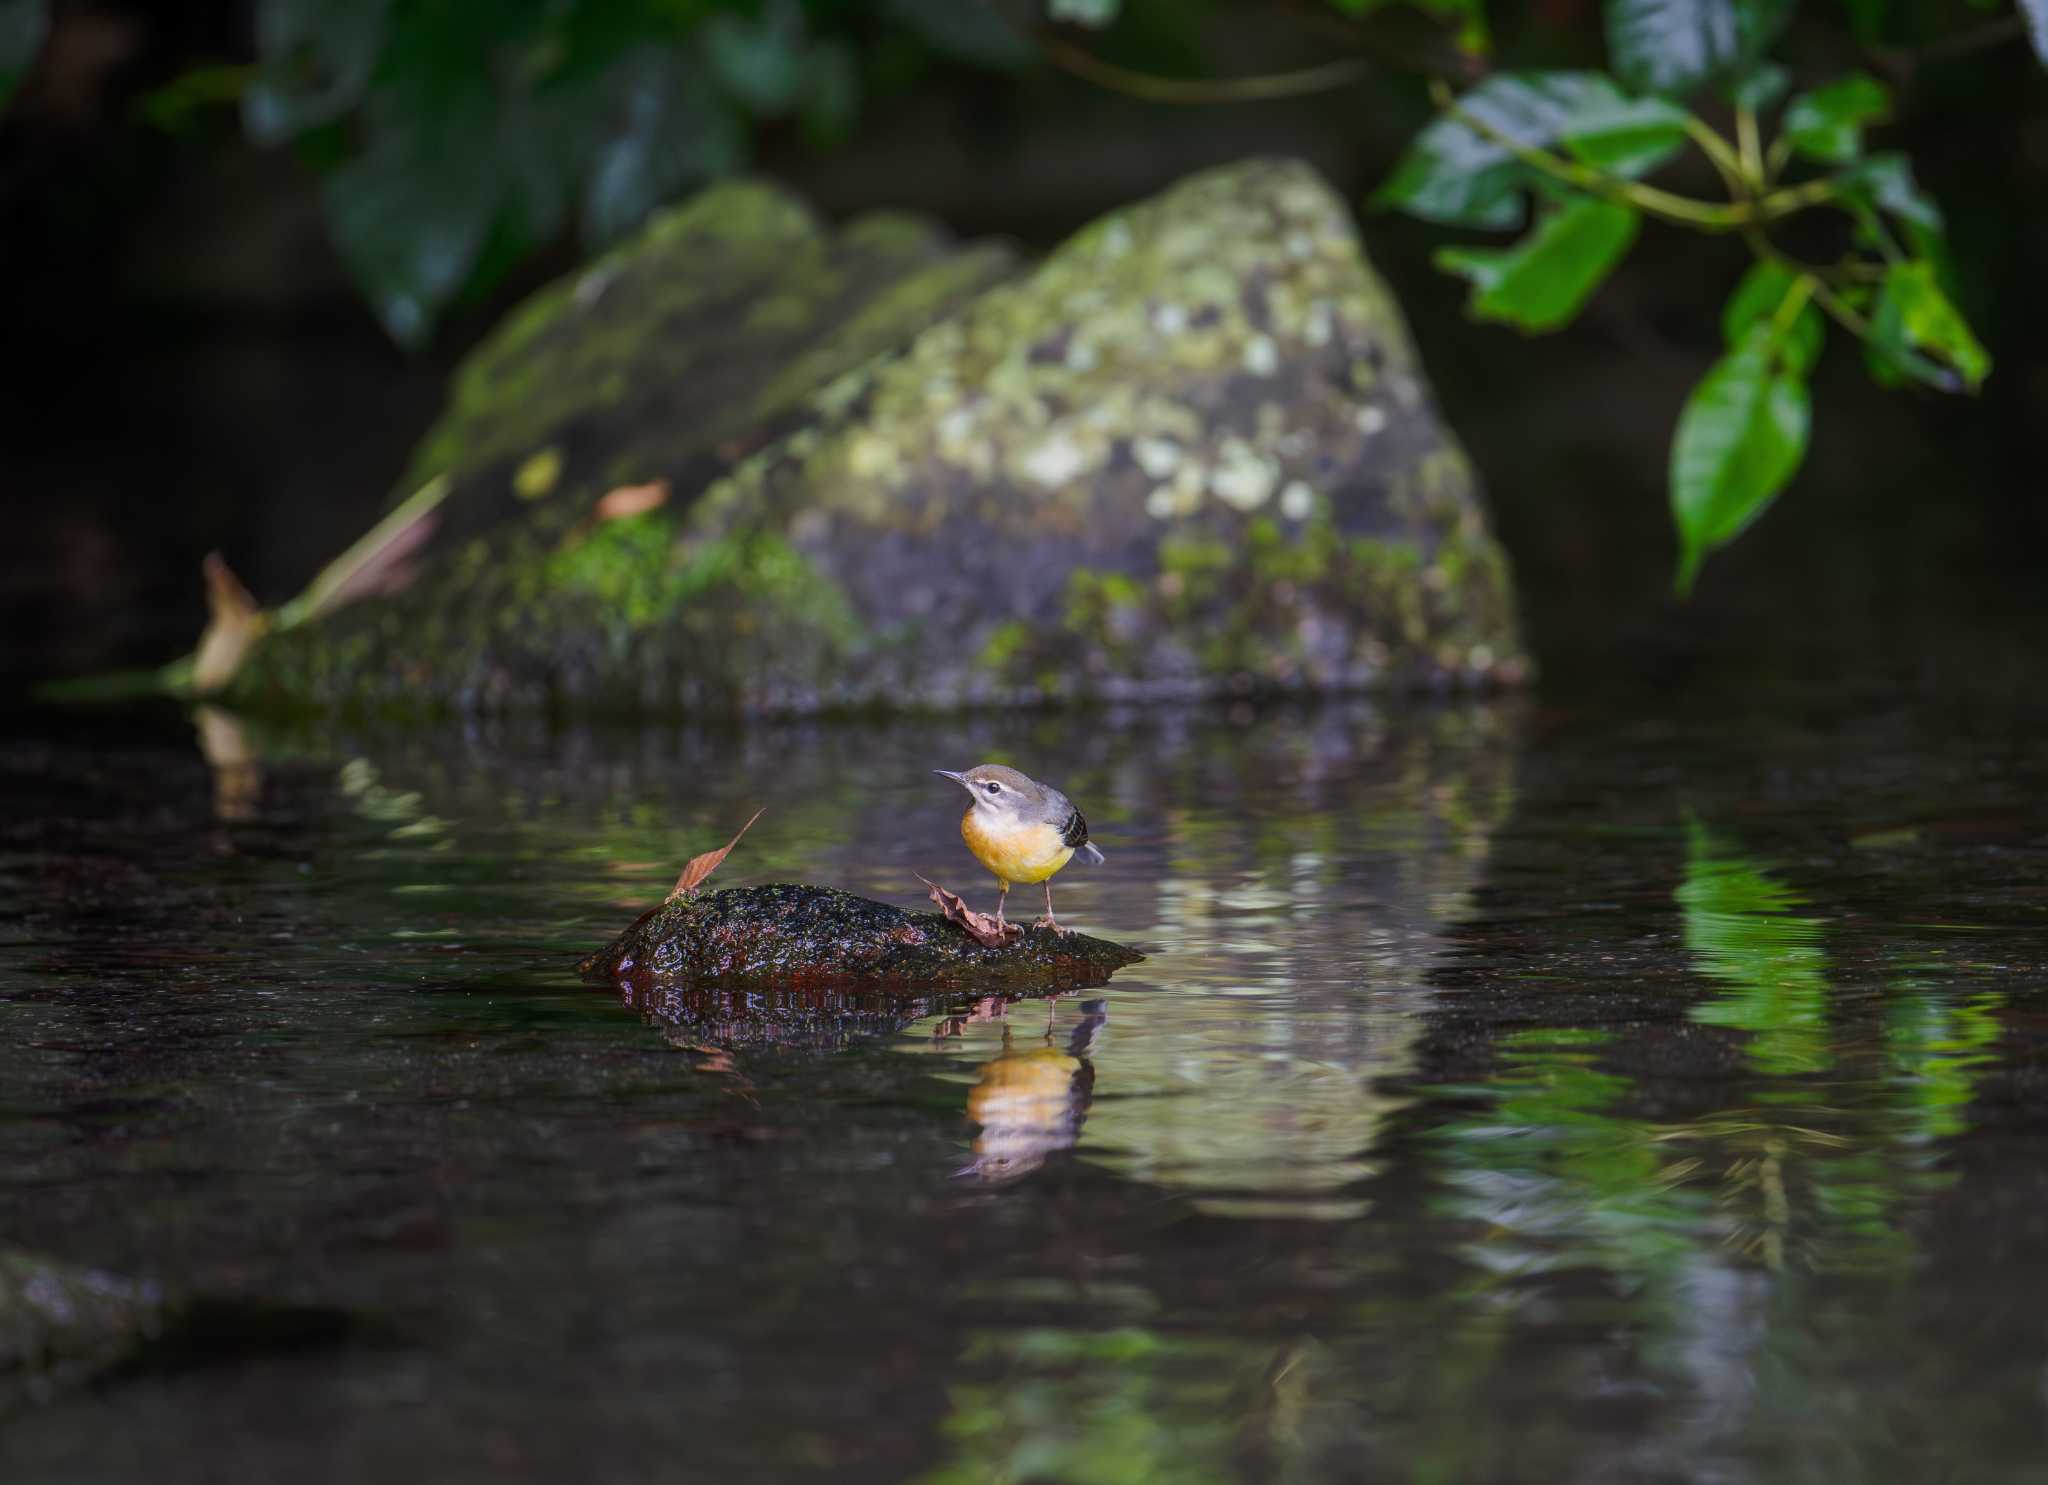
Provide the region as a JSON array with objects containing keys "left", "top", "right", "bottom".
[
  {"left": 1372, "top": 0, "right": 2005, "bottom": 593},
  {"left": 102, "top": 0, "right": 1026, "bottom": 347}
]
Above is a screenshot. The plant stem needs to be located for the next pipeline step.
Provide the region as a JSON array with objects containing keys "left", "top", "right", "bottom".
[
  {"left": 1433, "top": 83, "right": 1839, "bottom": 233},
  {"left": 1683, "top": 117, "right": 1748, "bottom": 197},
  {"left": 1809, "top": 279, "right": 1873, "bottom": 340},
  {"left": 1736, "top": 105, "right": 1763, "bottom": 185},
  {"left": 1764, "top": 135, "right": 1793, "bottom": 184},
  {"left": 1769, "top": 272, "right": 1817, "bottom": 339},
  {"left": 1034, "top": 33, "right": 1373, "bottom": 103}
]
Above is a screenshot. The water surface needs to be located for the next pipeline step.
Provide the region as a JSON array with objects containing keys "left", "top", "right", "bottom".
[{"left": 3, "top": 692, "right": 2045, "bottom": 1482}]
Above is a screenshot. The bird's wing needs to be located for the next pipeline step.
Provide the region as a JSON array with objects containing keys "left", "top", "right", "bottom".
[{"left": 1059, "top": 808, "right": 1093, "bottom": 851}]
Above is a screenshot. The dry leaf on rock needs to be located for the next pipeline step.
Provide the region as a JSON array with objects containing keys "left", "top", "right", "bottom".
[
  {"left": 594, "top": 480, "right": 670, "bottom": 522},
  {"left": 668, "top": 809, "right": 765, "bottom": 901},
  {"left": 191, "top": 552, "right": 268, "bottom": 694},
  {"left": 917, "top": 875, "right": 1020, "bottom": 949}
]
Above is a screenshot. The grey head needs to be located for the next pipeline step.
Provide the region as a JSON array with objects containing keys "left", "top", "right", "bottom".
[{"left": 933, "top": 764, "right": 1065, "bottom": 825}]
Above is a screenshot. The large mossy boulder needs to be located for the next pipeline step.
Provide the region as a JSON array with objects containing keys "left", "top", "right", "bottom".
[{"left": 238, "top": 158, "right": 1522, "bottom": 716}]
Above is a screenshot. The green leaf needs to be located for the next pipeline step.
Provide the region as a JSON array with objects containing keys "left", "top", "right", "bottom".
[
  {"left": 1375, "top": 71, "right": 1683, "bottom": 229},
  {"left": 1435, "top": 197, "right": 1641, "bottom": 333},
  {"left": 1867, "top": 259, "right": 1990, "bottom": 393},
  {"left": 796, "top": 40, "right": 859, "bottom": 143},
  {"left": 1670, "top": 325, "right": 1810, "bottom": 595},
  {"left": 325, "top": 132, "right": 500, "bottom": 349},
  {"left": 1721, "top": 261, "right": 1823, "bottom": 375},
  {"left": 137, "top": 64, "right": 254, "bottom": 133},
  {"left": 581, "top": 47, "right": 745, "bottom": 247},
  {"left": 0, "top": 0, "right": 46, "bottom": 112},
  {"left": 1048, "top": 0, "right": 1122, "bottom": 24},
  {"left": 706, "top": 5, "right": 804, "bottom": 116},
  {"left": 1606, "top": 0, "right": 1793, "bottom": 96},
  {"left": 883, "top": 0, "right": 1036, "bottom": 69},
  {"left": 1836, "top": 152, "right": 1947, "bottom": 260},
  {"left": 1782, "top": 72, "right": 1889, "bottom": 163},
  {"left": 1558, "top": 92, "right": 1690, "bottom": 175},
  {"left": 1843, "top": 0, "right": 1889, "bottom": 43},
  {"left": 245, "top": 0, "right": 390, "bottom": 143},
  {"left": 1726, "top": 61, "right": 1788, "bottom": 109},
  {"left": 1837, "top": 152, "right": 1940, "bottom": 231},
  {"left": 2022, "top": 0, "right": 2048, "bottom": 70}
]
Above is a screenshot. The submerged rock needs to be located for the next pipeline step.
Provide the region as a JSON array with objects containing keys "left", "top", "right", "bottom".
[
  {"left": 584, "top": 883, "right": 1142, "bottom": 992},
  {"left": 237, "top": 159, "right": 1521, "bottom": 716},
  {"left": 0, "top": 1249, "right": 162, "bottom": 1379}
]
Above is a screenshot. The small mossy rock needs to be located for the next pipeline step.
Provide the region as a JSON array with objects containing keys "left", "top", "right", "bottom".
[
  {"left": 239, "top": 159, "right": 1521, "bottom": 715},
  {"left": 584, "top": 883, "right": 1143, "bottom": 991}
]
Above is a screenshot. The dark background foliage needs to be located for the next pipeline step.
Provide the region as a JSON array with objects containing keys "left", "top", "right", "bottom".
[{"left": 3, "top": 0, "right": 2044, "bottom": 699}]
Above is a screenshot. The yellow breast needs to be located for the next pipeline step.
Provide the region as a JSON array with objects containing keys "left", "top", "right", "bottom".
[{"left": 961, "top": 809, "right": 1074, "bottom": 887}]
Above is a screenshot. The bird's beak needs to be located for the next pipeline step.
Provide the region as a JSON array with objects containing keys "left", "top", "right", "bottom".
[{"left": 933, "top": 769, "right": 969, "bottom": 791}]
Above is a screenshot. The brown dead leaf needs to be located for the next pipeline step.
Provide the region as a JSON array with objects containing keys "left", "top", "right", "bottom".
[
  {"left": 917, "top": 875, "right": 1020, "bottom": 949},
  {"left": 594, "top": 480, "right": 670, "bottom": 522},
  {"left": 667, "top": 808, "right": 765, "bottom": 901},
  {"left": 191, "top": 552, "right": 269, "bottom": 694}
]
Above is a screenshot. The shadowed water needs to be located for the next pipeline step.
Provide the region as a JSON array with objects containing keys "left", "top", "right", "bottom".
[{"left": 2, "top": 691, "right": 2045, "bottom": 1482}]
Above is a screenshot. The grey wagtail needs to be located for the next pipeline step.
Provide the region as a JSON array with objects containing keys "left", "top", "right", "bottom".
[{"left": 934, "top": 765, "right": 1105, "bottom": 933}]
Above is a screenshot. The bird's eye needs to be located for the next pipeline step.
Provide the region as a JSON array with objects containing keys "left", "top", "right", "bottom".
[{"left": 984, "top": 781, "right": 1002, "bottom": 794}]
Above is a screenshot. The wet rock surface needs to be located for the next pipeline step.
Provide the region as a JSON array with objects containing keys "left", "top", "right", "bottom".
[
  {"left": 584, "top": 883, "right": 1143, "bottom": 992},
  {"left": 0, "top": 1250, "right": 162, "bottom": 1380},
  {"left": 237, "top": 158, "right": 1521, "bottom": 716}
]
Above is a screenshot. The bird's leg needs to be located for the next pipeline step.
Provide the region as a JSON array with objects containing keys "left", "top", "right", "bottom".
[
  {"left": 992, "top": 881, "right": 1008, "bottom": 930},
  {"left": 1034, "top": 880, "right": 1064, "bottom": 934}
]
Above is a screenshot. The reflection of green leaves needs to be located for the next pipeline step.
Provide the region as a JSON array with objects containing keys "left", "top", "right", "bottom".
[
  {"left": 920, "top": 1327, "right": 1238, "bottom": 1485},
  {"left": 1676, "top": 823, "right": 1832, "bottom": 1076},
  {"left": 1605, "top": 0, "right": 1793, "bottom": 97},
  {"left": 1782, "top": 72, "right": 1889, "bottom": 163},
  {"left": 1886, "top": 991, "right": 2003, "bottom": 1141},
  {"left": 1375, "top": 72, "right": 1684, "bottom": 230},
  {"left": 1435, "top": 198, "right": 1640, "bottom": 333},
  {"left": 0, "top": 0, "right": 46, "bottom": 112},
  {"left": 1433, "top": 1029, "right": 1708, "bottom": 1273},
  {"left": 1670, "top": 322, "right": 1810, "bottom": 595}
]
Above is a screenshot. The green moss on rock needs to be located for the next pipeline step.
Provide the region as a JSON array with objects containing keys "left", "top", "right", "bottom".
[
  {"left": 240, "top": 158, "right": 1523, "bottom": 717},
  {"left": 586, "top": 883, "right": 1144, "bottom": 990}
]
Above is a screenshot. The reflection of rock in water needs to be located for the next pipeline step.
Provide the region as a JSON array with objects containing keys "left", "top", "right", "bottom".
[
  {"left": 626, "top": 978, "right": 1071, "bottom": 1055},
  {"left": 959, "top": 1001, "right": 1107, "bottom": 1184}
]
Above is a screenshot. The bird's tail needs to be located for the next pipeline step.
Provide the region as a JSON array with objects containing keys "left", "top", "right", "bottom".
[{"left": 1079, "top": 842, "right": 1105, "bottom": 865}]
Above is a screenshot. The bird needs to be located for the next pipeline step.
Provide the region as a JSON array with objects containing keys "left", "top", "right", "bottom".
[{"left": 933, "top": 764, "right": 1104, "bottom": 934}]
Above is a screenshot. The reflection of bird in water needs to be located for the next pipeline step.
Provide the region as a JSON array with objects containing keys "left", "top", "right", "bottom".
[{"left": 958, "top": 999, "right": 1107, "bottom": 1183}]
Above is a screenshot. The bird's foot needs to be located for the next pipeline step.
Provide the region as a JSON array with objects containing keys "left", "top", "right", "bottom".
[{"left": 1032, "top": 915, "right": 1067, "bottom": 935}]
